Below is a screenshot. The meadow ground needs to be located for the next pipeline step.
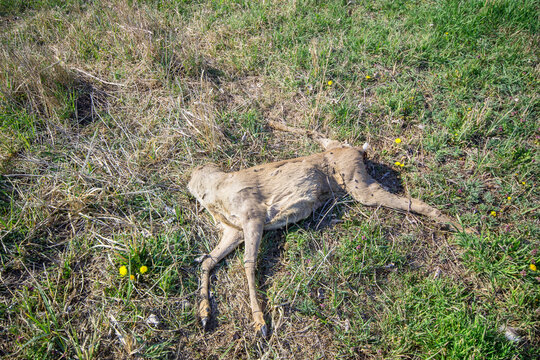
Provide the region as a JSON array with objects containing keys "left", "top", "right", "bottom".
[{"left": 0, "top": 0, "right": 538, "bottom": 358}]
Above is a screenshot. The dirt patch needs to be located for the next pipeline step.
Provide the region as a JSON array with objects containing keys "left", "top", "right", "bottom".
[{"left": 70, "top": 79, "right": 108, "bottom": 127}]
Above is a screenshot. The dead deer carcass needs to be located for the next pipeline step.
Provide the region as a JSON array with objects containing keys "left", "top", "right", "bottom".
[{"left": 187, "top": 121, "right": 469, "bottom": 336}]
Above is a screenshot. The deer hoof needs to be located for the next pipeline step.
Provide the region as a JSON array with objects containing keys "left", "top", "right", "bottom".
[
  {"left": 199, "top": 299, "right": 211, "bottom": 328},
  {"left": 258, "top": 324, "right": 268, "bottom": 338},
  {"left": 201, "top": 317, "right": 209, "bottom": 330},
  {"left": 253, "top": 312, "right": 267, "bottom": 337}
]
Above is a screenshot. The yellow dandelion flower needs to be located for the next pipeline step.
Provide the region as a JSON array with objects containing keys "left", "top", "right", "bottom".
[
  {"left": 130, "top": 274, "right": 135, "bottom": 281},
  {"left": 530, "top": 264, "right": 537, "bottom": 272},
  {"left": 521, "top": 181, "right": 526, "bottom": 185},
  {"left": 395, "top": 161, "right": 401, "bottom": 166},
  {"left": 140, "top": 265, "right": 148, "bottom": 274},
  {"left": 366, "top": 75, "right": 371, "bottom": 79},
  {"left": 395, "top": 138, "right": 402, "bottom": 144},
  {"left": 119, "top": 266, "right": 128, "bottom": 277},
  {"left": 507, "top": 196, "right": 512, "bottom": 200},
  {"left": 400, "top": 163, "right": 404, "bottom": 167},
  {"left": 490, "top": 211, "right": 497, "bottom": 217},
  {"left": 328, "top": 80, "right": 333, "bottom": 86}
]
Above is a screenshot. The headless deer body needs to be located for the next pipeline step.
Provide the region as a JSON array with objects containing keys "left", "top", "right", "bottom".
[{"left": 188, "top": 128, "right": 468, "bottom": 336}]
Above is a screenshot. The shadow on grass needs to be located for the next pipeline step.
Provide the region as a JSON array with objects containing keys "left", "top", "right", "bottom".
[{"left": 365, "top": 159, "right": 404, "bottom": 195}]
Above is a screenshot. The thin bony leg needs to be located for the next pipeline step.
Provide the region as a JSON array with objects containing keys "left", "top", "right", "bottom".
[
  {"left": 337, "top": 154, "right": 468, "bottom": 232},
  {"left": 370, "top": 183, "right": 462, "bottom": 227},
  {"left": 349, "top": 179, "right": 467, "bottom": 231},
  {"left": 199, "top": 225, "right": 243, "bottom": 328},
  {"left": 242, "top": 219, "right": 267, "bottom": 336}
]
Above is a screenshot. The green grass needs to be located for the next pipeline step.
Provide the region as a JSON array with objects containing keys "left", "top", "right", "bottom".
[{"left": 1, "top": 0, "right": 538, "bottom": 358}]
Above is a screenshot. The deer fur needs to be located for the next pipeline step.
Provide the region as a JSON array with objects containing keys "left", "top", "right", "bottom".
[{"left": 188, "top": 121, "right": 469, "bottom": 336}]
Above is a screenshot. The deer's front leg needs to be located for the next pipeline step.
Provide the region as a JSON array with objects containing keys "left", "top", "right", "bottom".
[
  {"left": 242, "top": 218, "right": 267, "bottom": 337},
  {"left": 199, "top": 225, "right": 243, "bottom": 329}
]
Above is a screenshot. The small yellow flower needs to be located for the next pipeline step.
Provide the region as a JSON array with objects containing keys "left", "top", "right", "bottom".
[
  {"left": 400, "top": 163, "right": 404, "bottom": 167},
  {"left": 467, "top": 107, "right": 471, "bottom": 111},
  {"left": 327, "top": 80, "right": 333, "bottom": 86},
  {"left": 395, "top": 161, "right": 401, "bottom": 166},
  {"left": 507, "top": 196, "right": 512, "bottom": 200},
  {"left": 130, "top": 274, "right": 135, "bottom": 281},
  {"left": 140, "top": 265, "right": 148, "bottom": 274},
  {"left": 365, "top": 75, "right": 371, "bottom": 79},
  {"left": 395, "top": 138, "right": 402, "bottom": 144},
  {"left": 521, "top": 181, "right": 526, "bottom": 185},
  {"left": 530, "top": 264, "right": 537, "bottom": 272},
  {"left": 445, "top": 32, "right": 449, "bottom": 35},
  {"left": 490, "top": 211, "right": 497, "bottom": 217},
  {"left": 119, "top": 266, "right": 128, "bottom": 277}
]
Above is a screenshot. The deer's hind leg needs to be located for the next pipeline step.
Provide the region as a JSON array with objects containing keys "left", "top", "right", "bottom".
[
  {"left": 350, "top": 180, "right": 464, "bottom": 230},
  {"left": 198, "top": 224, "right": 244, "bottom": 329},
  {"left": 242, "top": 218, "right": 267, "bottom": 336},
  {"left": 333, "top": 150, "right": 466, "bottom": 231}
]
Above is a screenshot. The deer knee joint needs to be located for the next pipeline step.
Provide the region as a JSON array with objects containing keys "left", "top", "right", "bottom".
[{"left": 201, "top": 256, "right": 218, "bottom": 272}]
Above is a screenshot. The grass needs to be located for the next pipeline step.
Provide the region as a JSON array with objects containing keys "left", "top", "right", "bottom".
[{"left": 0, "top": 0, "right": 538, "bottom": 358}]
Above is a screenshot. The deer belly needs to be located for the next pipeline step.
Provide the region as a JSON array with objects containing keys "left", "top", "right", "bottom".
[{"left": 263, "top": 180, "right": 326, "bottom": 230}]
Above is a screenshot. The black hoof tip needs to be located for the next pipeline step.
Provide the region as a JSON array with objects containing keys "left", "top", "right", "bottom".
[{"left": 259, "top": 324, "right": 268, "bottom": 338}]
